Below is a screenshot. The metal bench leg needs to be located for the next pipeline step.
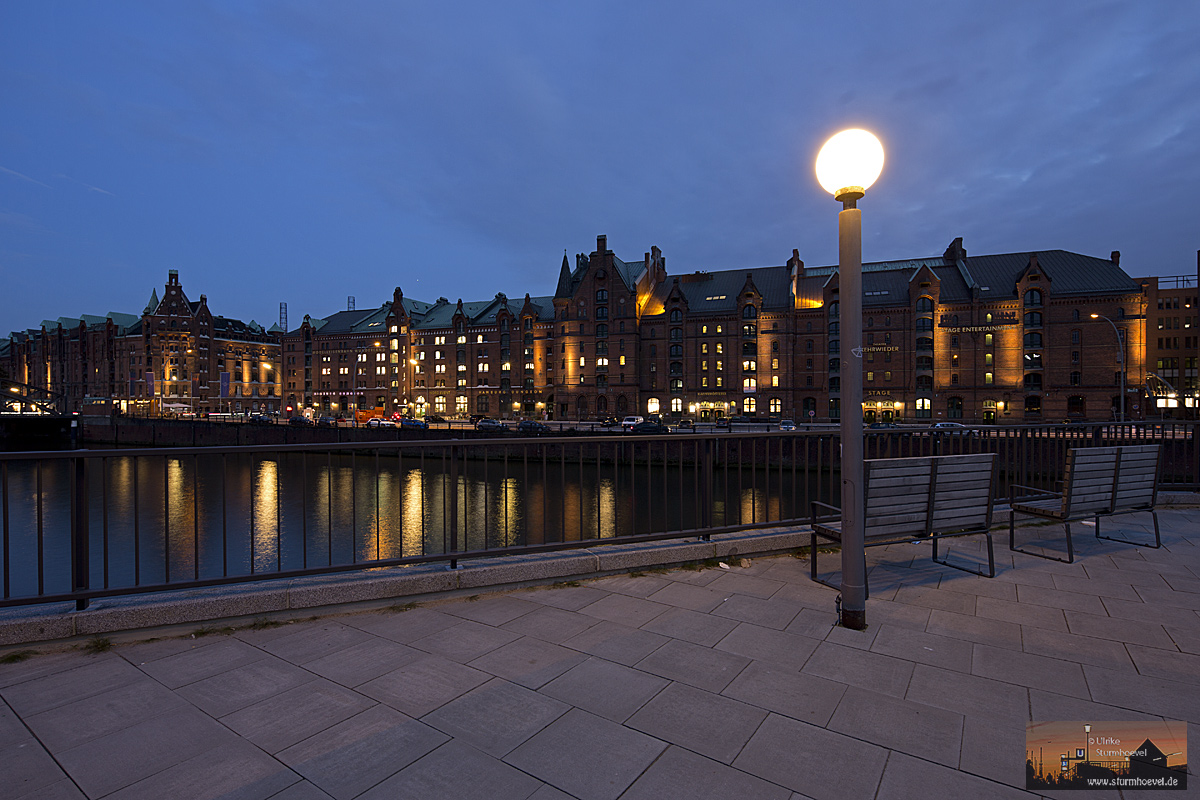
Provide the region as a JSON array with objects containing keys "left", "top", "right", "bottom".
[
  {"left": 931, "top": 532, "right": 996, "bottom": 578},
  {"left": 809, "top": 531, "right": 868, "bottom": 597},
  {"left": 1010, "top": 510, "right": 1076, "bottom": 564},
  {"left": 1094, "top": 510, "right": 1163, "bottom": 549}
]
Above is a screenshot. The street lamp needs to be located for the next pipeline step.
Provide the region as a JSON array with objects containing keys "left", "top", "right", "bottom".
[
  {"left": 1090, "top": 314, "right": 1125, "bottom": 422},
  {"left": 816, "top": 128, "right": 884, "bottom": 631}
]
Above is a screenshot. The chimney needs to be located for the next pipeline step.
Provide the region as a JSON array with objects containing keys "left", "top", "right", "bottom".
[
  {"left": 597, "top": 234, "right": 607, "bottom": 253},
  {"left": 787, "top": 249, "right": 804, "bottom": 271},
  {"left": 943, "top": 237, "right": 966, "bottom": 263},
  {"left": 1110, "top": 251, "right": 1121, "bottom": 266}
]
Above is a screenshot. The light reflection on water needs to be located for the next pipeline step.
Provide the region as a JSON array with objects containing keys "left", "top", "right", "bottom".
[{"left": 0, "top": 448, "right": 823, "bottom": 599}]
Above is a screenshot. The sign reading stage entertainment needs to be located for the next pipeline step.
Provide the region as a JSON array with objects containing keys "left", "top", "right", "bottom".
[{"left": 938, "top": 310, "right": 1019, "bottom": 333}]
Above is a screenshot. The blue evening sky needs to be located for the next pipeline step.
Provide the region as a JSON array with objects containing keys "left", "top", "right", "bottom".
[{"left": 3, "top": 1, "right": 1198, "bottom": 334}]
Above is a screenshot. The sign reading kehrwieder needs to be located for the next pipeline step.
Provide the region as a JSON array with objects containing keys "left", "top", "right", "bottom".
[{"left": 1026, "top": 721, "right": 1188, "bottom": 790}]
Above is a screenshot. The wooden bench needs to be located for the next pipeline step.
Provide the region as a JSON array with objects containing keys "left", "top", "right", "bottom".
[
  {"left": 810, "top": 452, "right": 997, "bottom": 592},
  {"left": 1008, "top": 444, "right": 1161, "bottom": 564}
]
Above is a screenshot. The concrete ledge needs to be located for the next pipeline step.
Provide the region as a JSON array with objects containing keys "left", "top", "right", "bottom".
[
  {"left": 72, "top": 583, "right": 289, "bottom": 637},
  {"left": 593, "top": 539, "right": 718, "bottom": 572},
  {"left": 709, "top": 528, "right": 807, "bottom": 559},
  {"left": 286, "top": 565, "right": 458, "bottom": 609},
  {"left": 455, "top": 551, "right": 600, "bottom": 589}
]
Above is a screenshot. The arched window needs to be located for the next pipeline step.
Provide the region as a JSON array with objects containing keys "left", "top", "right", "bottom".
[
  {"left": 670, "top": 327, "right": 683, "bottom": 341},
  {"left": 828, "top": 301, "right": 840, "bottom": 318},
  {"left": 744, "top": 397, "right": 756, "bottom": 414},
  {"left": 916, "top": 375, "right": 933, "bottom": 391},
  {"left": 1067, "top": 396, "right": 1085, "bottom": 416},
  {"left": 1024, "top": 373, "right": 1043, "bottom": 391},
  {"left": 771, "top": 340, "right": 778, "bottom": 352},
  {"left": 828, "top": 322, "right": 840, "bottom": 336},
  {"left": 742, "top": 324, "right": 756, "bottom": 338},
  {"left": 669, "top": 362, "right": 683, "bottom": 375},
  {"left": 915, "top": 398, "right": 931, "bottom": 418},
  {"left": 597, "top": 395, "right": 608, "bottom": 413},
  {"left": 671, "top": 397, "right": 683, "bottom": 412},
  {"left": 670, "top": 309, "right": 682, "bottom": 323},
  {"left": 742, "top": 305, "right": 758, "bottom": 319},
  {"left": 596, "top": 289, "right": 608, "bottom": 303},
  {"left": 576, "top": 396, "right": 588, "bottom": 417},
  {"left": 1025, "top": 395, "right": 1042, "bottom": 414},
  {"left": 916, "top": 296, "right": 934, "bottom": 314},
  {"left": 595, "top": 324, "right": 608, "bottom": 338},
  {"left": 1024, "top": 289, "right": 1043, "bottom": 307},
  {"left": 947, "top": 397, "right": 963, "bottom": 419},
  {"left": 916, "top": 337, "right": 933, "bottom": 351},
  {"left": 742, "top": 341, "right": 755, "bottom": 355},
  {"left": 743, "top": 377, "right": 756, "bottom": 392},
  {"left": 669, "top": 344, "right": 683, "bottom": 358},
  {"left": 769, "top": 398, "right": 781, "bottom": 414},
  {"left": 1072, "top": 309, "right": 1080, "bottom": 321},
  {"left": 1023, "top": 332, "right": 1042, "bottom": 348},
  {"left": 829, "top": 358, "right": 840, "bottom": 373},
  {"left": 916, "top": 356, "right": 933, "bottom": 371},
  {"left": 670, "top": 378, "right": 683, "bottom": 394},
  {"left": 802, "top": 397, "right": 817, "bottom": 416},
  {"left": 1024, "top": 312, "right": 1042, "bottom": 328},
  {"left": 1069, "top": 371, "right": 1081, "bottom": 386},
  {"left": 916, "top": 318, "right": 934, "bottom": 332}
]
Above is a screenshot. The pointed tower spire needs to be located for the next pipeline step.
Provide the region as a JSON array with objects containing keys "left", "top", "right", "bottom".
[
  {"left": 143, "top": 288, "right": 159, "bottom": 315},
  {"left": 555, "top": 251, "right": 573, "bottom": 298}
]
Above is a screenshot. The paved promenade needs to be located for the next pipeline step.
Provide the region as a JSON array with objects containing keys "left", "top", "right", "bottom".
[{"left": 2, "top": 507, "right": 1197, "bottom": 799}]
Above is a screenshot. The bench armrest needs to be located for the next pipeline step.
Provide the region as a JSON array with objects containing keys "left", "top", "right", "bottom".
[
  {"left": 1009, "top": 484, "right": 1059, "bottom": 502},
  {"left": 811, "top": 500, "right": 840, "bottom": 524}
]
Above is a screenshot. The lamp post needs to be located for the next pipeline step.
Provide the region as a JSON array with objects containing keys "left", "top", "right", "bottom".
[
  {"left": 1090, "top": 314, "right": 1125, "bottom": 422},
  {"left": 816, "top": 128, "right": 885, "bottom": 630}
]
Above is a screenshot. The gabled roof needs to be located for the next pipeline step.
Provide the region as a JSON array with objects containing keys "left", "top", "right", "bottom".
[
  {"left": 963, "top": 250, "right": 1138, "bottom": 298},
  {"left": 412, "top": 294, "right": 556, "bottom": 330},
  {"left": 611, "top": 254, "right": 645, "bottom": 292},
  {"left": 647, "top": 266, "right": 793, "bottom": 314}
]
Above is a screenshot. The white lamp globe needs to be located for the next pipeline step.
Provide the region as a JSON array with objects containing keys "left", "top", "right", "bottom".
[{"left": 815, "top": 129, "right": 884, "bottom": 199}]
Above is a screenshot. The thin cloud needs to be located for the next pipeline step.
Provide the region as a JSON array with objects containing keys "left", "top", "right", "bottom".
[{"left": 0, "top": 166, "right": 51, "bottom": 189}]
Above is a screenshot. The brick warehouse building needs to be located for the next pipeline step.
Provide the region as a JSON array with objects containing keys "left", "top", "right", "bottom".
[
  {"left": 9, "top": 241, "right": 1192, "bottom": 423},
  {"left": 277, "top": 235, "right": 1161, "bottom": 424},
  {"left": 2, "top": 271, "right": 281, "bottom": 416},
  {"left": 1138, "top": 258, "right": 1200, "bottom": 417}
]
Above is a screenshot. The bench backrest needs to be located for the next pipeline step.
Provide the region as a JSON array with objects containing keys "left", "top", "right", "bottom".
[
  {"left": 1063, "top": 444, "right": 1160, "bottom": 515},
  {"left": 862, "top": 452, "right": 996, "bottom": 541}
]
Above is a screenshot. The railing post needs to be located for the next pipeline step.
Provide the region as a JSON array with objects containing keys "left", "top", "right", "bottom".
[
  {"left": 448, "top": 443, "right": 459, "bottom": 569},
  {"left": 699, "top": 437, "right": 713, "bottom": 540},
  {"left": 72, "top": 456, "right": 90, "bottom": 611}
]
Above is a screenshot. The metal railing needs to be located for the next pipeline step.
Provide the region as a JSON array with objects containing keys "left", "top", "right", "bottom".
[{"left": 0, "top": 422, "right": 1195, "bottom": 610}]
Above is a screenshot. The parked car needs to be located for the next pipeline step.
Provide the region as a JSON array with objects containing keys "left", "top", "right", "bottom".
[
  {"left": 315, "top": 416, "right": 338, "bottom": 428},
  {"left": 249, "top": 414, "right": 274, "bottom": 425},
  {"left": 630, "top": 420, "right": 671, "bottom": 435},
  {"left": 365, "top": 418, "right": 396, "bottom": 428},
  {"left": 425, "top": 415, "right": 447, "bottom": 424},
  {"left": 399, "top": 417, "right": 428, "bottom": 430},
  {"left": 475, "top": 417, "right": 508, "bottom": 432},
  {"left": 620, "top": 415, "right": 644, "bottom": 430},
  {"left": 675, "top": 418, "right": 694, "bottom": 430},
  {"left": 929, "top": 422, "right": 975, "bottom": 435},
  {"left": 728, "top": 415, "right": 756, "bottom": 425},
  {"left": 597, "top": 416, "right": 619, "bottom": 427},
  {"left": 516, "top": 420, "right": 551, "bottom": 435},
  {"left": 870, "top": 421, "right": 901, "bottom": 429},
  {"left": 288, "top": 416, "right": 313, "bottom": 426},
  {"left": 779, "top": 419, "right": 797, "bottom": 431}
]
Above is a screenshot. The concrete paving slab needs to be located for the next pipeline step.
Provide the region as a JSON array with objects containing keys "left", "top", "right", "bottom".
[
  {"left": 640, "top": 606, "right": 739, "bottom": 646},
  {"left": 301, "top": 636, "right": 424, "bottom": 687},
  {"left": 358, "top": 653, "right": 490, "bottom": 718},
  {"left": 972, "top": 643, "right": 1090, "bottom": 699},
  {"left": 1020, "top": 626, "right": 1136, "bottom": 673},
  {"left": 1063, "top": 609, "right": 1177, "bottom": 649},
  {"left": 101, "top": 738, "right": 298, "bottom": 800},
  {"left": 267, "top": 781, "right": 335, "bottom": 800},
  {"left": 904, "top": 664, "right": 1030, "bottom": 723},
  {"left": 703, "top": 571, "right": 786, "bottom": 599},
  {"left": 828, "top": 685, "right": 964, "bottom": 767},
  {"left": 218, "top": 679, "right": 375, "bottom": 753},
  {"left": 713, "top": 621, "right": 820, "bottom": 670},
  {"left": 709, "top": 593, "right": 802, "bottom": 630},
  {"left": 409, "top": 619, "right": 521, "bottom": 663},
  {"left": 276, "top": 705, "right": 447, "bottom": 799},
  {"left": 893, "top": 584, "right": 977, "bottom": 615},
  {"left": 925, "top": 608, "right": 1023, "bottom": 651},
  {"left": 136, "top": 636, "right": 267, "bottom": 688},
  {"left": 255, "top": 621, "right": 375, "bottom": 665},
  {"left": 24, "top": 676, "right": 188, "bottom": 752},
  {"left": 619, "top": 744, "right": 791, "bottom": 800},
  {"left": 2, "top": 737, "right": 73, "bottom": 799},
  {"left": 643, "top": 580, "right": 729, "bottom": 611},
  {"left": 801, "top": 641, "right": 914, "bottom": 698},
  {"left": 1, "top": 654, "right": 144, "bottom": 717},
  {"left": 421, "top": 677, "right": 567, "bottom": 758},
  {"left": 504, "top": 708, "right": 667, "bottom": 800},
  {"left": 559, "top": 619, "right": 669, "bottom": 666},
  {"left": 176, "top": 656, "right": 315, "bottom": 717},
  {"left": 732, "top": 712, "right": 888, "bottom": 800},
  {"left": 360, "top": 740, "right": 542, "bottom": 800},
  {"left": 15, "top": 778, "right": 86, "bottom": 800},
  {"left": 539, "top": 656, "right": 669, "bottom": 723},
  {"left": 517, "top": 583, "right": 610, "bottom": 611},
  {"left": 590, "top": 573, "right": 672, "bottom": 598},
  {"left": 343, "top": 606, "right": 460, "bottom": 643},
  {"left": 868, "top": 623, "right": 974, "bottom": 673},
  {"left": 635, "top": 637, "right": 751, "bottom": 692},
  {"left": 975, "top": 595, "right": 1069, "bottom": 632},
  {"left": 1050, "top": 572, "right": 1142, "bottom": 602},
  {"left": 875, "top": 750, "right": 1029, "bottom": 800},
  {"left": 577, "top": 593, "right": 671, "bottom": 628},
  {"left": 721, "top": 660, "right": 847, "bottom": 727},
  {"left": 438, "top": 594, "right": 543, "bottom": 626},
  {"left": 467, "top": 636, "right": 587, "bottom": 689},
  {"left": 625, "top": 681, "right": 767, "bottom": 764},
  {"left": 498, "top": 604, "right": 599, "bottom": 644}
]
